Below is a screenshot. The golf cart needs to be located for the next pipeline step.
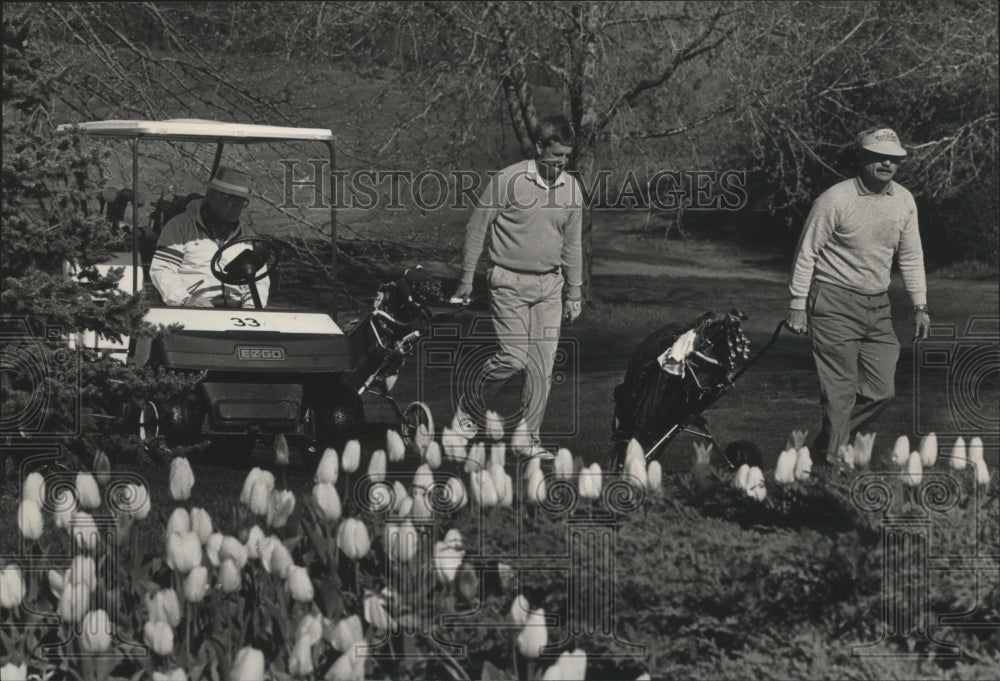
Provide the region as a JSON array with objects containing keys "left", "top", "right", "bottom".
[{"left": 56, "top": 119, "right": 437, "bottom": 461}]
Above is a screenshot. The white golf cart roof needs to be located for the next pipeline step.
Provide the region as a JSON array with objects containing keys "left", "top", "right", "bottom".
[{"left": 55, "top": 118, "right": 334, "bottom": 143}]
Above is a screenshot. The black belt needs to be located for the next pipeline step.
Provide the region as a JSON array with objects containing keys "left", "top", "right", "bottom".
[{"left": 496, "top": 264, "right": 561, "bottom": 276}]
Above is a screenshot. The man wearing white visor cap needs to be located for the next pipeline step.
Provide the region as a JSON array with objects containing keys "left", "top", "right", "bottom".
[{"left": 786, "top": 126, "right": 929, "bottom": 465}]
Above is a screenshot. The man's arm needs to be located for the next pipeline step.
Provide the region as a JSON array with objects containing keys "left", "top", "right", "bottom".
[
  {"left": 786, "top": 193, "right": 837, "bottom": 333},
  {"left": 149, "top": 219, "right": 193, "bottom": 306},
  {"left": 897, "top": 195, "right": 929, "bottom": 339},
  {"left": 455, "top": 171, "right": 503, "bottom": 298}
]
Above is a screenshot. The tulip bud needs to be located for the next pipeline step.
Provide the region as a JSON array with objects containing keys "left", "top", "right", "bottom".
[
  {"left": 147, "top": 588, "right": 182, "bottom": 627},
  {"left": 205, "top": 533, "right": 224, "bottom": 567},
  {"left": 231, "top": 647, "right": 265, "bottom": 681},
  {"left": 509, "top": 594, "right": 530, "bottom": 626},
  {"left": 118, "top": 482, "right": 152, "bottom": 520},
  {"left": 166, "top": 531, "right": 202, "bottom": 574},
  {"left": 363, "top": 591, "right": 393, "bottom": 632},
  {"left": 485, "top": 410, "right": 505, "bottom": 441},
  {"left": 58, "top": 581, "right": 90, "bottom": 623},
  {"left": 69, "top": 555, "right": 97, "bottom": 591},
  {"left": 647, "top": 460, "right": 663, "bottom": 494},
  {"left": 734, "top": 463, "right": 750, "bottom": 491},
  {"left": 168, "top": 457, "right": 195, "bottom": 501},
  {"left": 22, "top": 471, "right": 45, "bottom": 505},
  {"left": 424, "top": 440, "right": 442, "bottom": 469},
  {"left": 286, "top": 565, "right": 315, "bottom": 602},
  {"left": 71, "top": 511, "right": 100, "bottom": 552},
  {"left": 18, "top": 498, "right": 44, "bottom": 541},
  {"left": 787, "top": 428, "right": 808, "bottom": 450},
  {"left": 239, "top": 467, "right": 264, "bottom": 506},
  {"left": 516, "top": 607, "right": 548, "bottom": 658},
  {"left": 266, "top": 489, "right": 296, "bottom": 529},
  {"left": 488, "top": 442, "right": 506, "bottom": 470},
  {"left": 312, "top": 482, "right": 342, "bottom": 522},
  {"left": 853, "top": 432, "right": 876, "bottom": 467},
  {"left": 950, "top": 437, "right": 967, "bottom": 471},
  {"left": 337, "top": 518, "right": 371, "bottom": 561},
  {"left": 92, "top": 448, "right": 112, "bottom": 485},
  {"left": 838, "top": 444, "right": 856, "bottom": 470},
  {"left": 218, "top": 558, "right": 242, "bottom": 593},
  {"left": 774, "top": 448, "right": 796, "bottom": 484},
  {"left": 183, "top": 566, "right": 209, "bottom": 603},
  {"left": 152, "top": 669, "right": 188, "bottom": 681},
  {"left": 288, "top": 635, "right": 314, "bottom": 677},
  {"left": 221, "top": 535, "right": 249, "bottom": 570},
  {"left": 342, "top": 439, "right": 361, "bottom": 473},
  {"left": 247, "top": 473, "right": 275, "bottom": 517},
  {"left": 578, "top": 464, "right": 602, "bottom": 500},
  {"left": 465, "top": 442, "right": 486, "bottom": 473},
  {"left": 266, "top": 539, "right": 294, "bottom": 579},
  {"left": 488, "top": 462, "right": 508, "bottom": 504},
  {"left": 554, "top": 448, "right": 574, "bottom": 480},
  {"left": 0, "top": 663, "right": 27, "bottom": 680},
  {"left": 905, "top": 451, "right": 923, "bottom": 487},
  {"left": 543, "top": 648, "right": 588, "bottom": 681},
  {"left": 325, "top": 614, "right": 364, "bottom": 652},
  {"left": 525, "top": 468, "right": 547, "bottom": 506},
  {"left": 441, "top": 427, "right": 468, "bottom": 462},
  {"left": 412, "top": 464, "right": 434, "bottom": 494},
  {"left": 410, "top": 490, "right": 434, "bottom": 520},
  {"left": 414, "top": 422, "right": 433, "bottom": 455},
  {"left": 316, "top": 447, "right": 339, "bottom": 484},
  {"left": 746, "top": 466, "right": 767, "bottom": 501},
  {"left": 445, "top": 475, "right": 467, "bottom": 511},
  {"left": 297, "top": 612, "right": 324, "bottom": 646},
  {"left": 1, "top": 565, "right": 25, "bottom": 609},
  {"left": 624, "top": 447, "right": 648, "bottom": 489},
  {"left": 919, "top": 433, "right": 938, "bottom": 468},
  {"left": 274, "top": 433, "right": 290, "bottom": 466},
  {"left": 385, "top": 519, "right": 418, "bottom": 562},
  {"left": 973, "top": 457, "right": 991, "bottom": 487},
  {"left": 190, "top": 507, "right": 213, "bottom": 544},
  {"left": 968, "top": 437, "right": 985, "bottom": 465},
  {"left": 793, "top": 447, "right": 812, "bottom": 482},
  {"left": 434, "top": 542, "right": 463, "bottom": 584},
  {"left": 144, "top": 620, "right": 174, "bottom": 656},
  {"left": 511, "top": 420, "right": 532, "bottom": 456},
  {"left": 48, "top": 569, "right": 65, "bottom": 598},
  {"left": 166, "top": 507, "right": 191, "bottom": 537},
  {"left": 387, "top": 429, "right": 406, "bottom": 462},
  {"left": 892, "top": 435, "right": 910, "bottom": 467},
  {"left": 80, "top": 608, "right": 113, "bottom": 652},
  {"left": 368, "top": 449, "right": 387, "bottom": 482},
  {"left": 76, "top": 472, "right": 101, "bottom": 510}
]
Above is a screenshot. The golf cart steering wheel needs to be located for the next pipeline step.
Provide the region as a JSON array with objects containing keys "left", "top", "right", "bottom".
[{"left": 209, "top": 236, "right": 281, "bottom": 285}]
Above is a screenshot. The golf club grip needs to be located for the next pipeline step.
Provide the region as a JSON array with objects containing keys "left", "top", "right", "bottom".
[{"left": 731, "top": 320, "right": 787, "bottom": 383}]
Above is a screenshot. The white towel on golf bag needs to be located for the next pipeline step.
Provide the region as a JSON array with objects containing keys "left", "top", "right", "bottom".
[{"left": 658, "top": 328, "right": 698, "bottom": 377}]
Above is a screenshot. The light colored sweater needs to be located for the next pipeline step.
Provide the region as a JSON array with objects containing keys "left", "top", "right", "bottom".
[
  {"left": 461, "top": 159, "right": 583, "bottom": 299},
  {"left": 789, "top": 177, "right": 927, "bottom": 309}
]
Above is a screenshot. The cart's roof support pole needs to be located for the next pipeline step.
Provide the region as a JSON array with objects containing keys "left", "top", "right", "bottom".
[
  {"left": 210, "top": 143, "right": 224, "bottom": 180},
  {"left": 132, "top": 139, "right": 139, "bottom": 294},
  {"left": 325, "top": 140, "right": 337, "bottom": 313}
]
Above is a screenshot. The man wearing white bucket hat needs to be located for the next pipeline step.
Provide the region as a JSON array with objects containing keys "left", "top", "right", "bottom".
[
  {"left": 786, "top": 126, "right": 930, "bottom": 465},
  {"left": 150, "top": 166, "right": 270, "bottom": 308}
]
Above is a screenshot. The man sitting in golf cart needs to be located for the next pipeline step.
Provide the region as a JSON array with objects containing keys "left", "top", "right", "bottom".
[{"left": 149, "top": 166, "right": 270, "bottom": 308}]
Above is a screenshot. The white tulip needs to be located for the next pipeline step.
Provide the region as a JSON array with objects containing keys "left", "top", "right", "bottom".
[
  {"left": 905, "top": 451, "right": 923, "bottom": 487},
  {"left": 509, "top": 593, "right": 530, "bottom": 625},
  {"left": 919, "top": 433, "right": 938, "bottom": 468},
  {"left": 853, "top": 432, "right": 876, "bottom": 467},
  {"left": 892, "top": 435, "right": 910, "bottom": 467},
  {"left": 445, "top": 475, "right": 467, "bottom": 510},
  {"left": 190, "top": 507, "right": 213, "bottom": 544},
  {"left": 838, "top": 443, "right": 856, "bottom": 470},
  {"left": 774, "top": 448, "right": 797, "bottom": 484},
  {"left": 412, "top": 463, "right": 434, "bottom": 494},
  {"left": 410, "top": 490, "right": 434, "bottom": 520},
  {"left": 624, "top": 447, "right": 648, "bottom": 488},
  {"left": 316, "top": 448, "right": 339, "bottom": 484},
  {"left": 76, "top": 472, "right": 101, "bottom": 510},
  {"left": 441, "top": 427, "right": 468, "bottom": 461},
  {"left": 526, "top": 468, "right": 547, "bottom": 506},
  {"left": 968, "top": 437, "right": 985, "bottom": 465},
  {"left": 168, "top": 457, "right": 194, "bottom": 502},
  {"left": 488, "top": 442, "right": 506, "bottom": 470},
  {"left": 485, "top": 410, "right": 505, "bottom": 441},
  {"left": 367, "top": 449, "right": 387, "bottom": 482},
  {"left": 341, "top": 439, "right": 361, "bottom": 473},
  {"left": 424, "top": 440, "right": 443, "bottom": 469},
  {"left": 465, "top": 442, "right": 486, "bottom": 473},
  {"left": 387, "top": 429, "right": 406, "bottom": 462},
  {"left": 511, "top": 421, "right": 532, "bottom": 456},
  {"left": 793, "top": 447, "right": 812, "bottom": 481},
  {"left": 433, "top": 541, "right": 464, "bottom": 584},
  {"left": 166, "top": 507, "right": 191, "bottom": 536},
  {"left": 973, "top": 457, "right": 991, "bottom": 487},
  {"left": 554, "top": 448, "right": 574, "bottom": 480},
  {"left": 734, "top": 464, "right": 750, "bottom": 491},
  {"left": 746, "top": 466, "right": 767, "bottom": 501},
  {"left": 515, "top": 607, "right": 548, "bottom": 658},
  {"left": 950, "top": 437, "right": 967, "bottom": 471},
  {"left": 18, "top": 498, "right": 44, "bottom": 541},
  {"left": 647, "top": 460, "right": 663, "bottom": 494},
  {"left": 22, "top": 471, "right": 45, "bottom": 505}
]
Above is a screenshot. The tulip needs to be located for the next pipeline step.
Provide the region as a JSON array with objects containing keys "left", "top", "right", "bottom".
[
  {"left": 838, "top": 443, "right": 856, "bottom": 470},
  {"left": 0, "top": 663, "right": 27, "bottom": 680},
  {"left": 746, "top": 466, "right": 767, "bottom": 501},
  {"left": 501, "top": 469, "right": 515, "bottom": 507},
  {"left": 905, "top": 451, "right": 923, "bottom": 487},
  {"left": 968, "top": 437, "right": 985, "bottom": 465},
  {"left": 119, "top": 482, "right": 152, "bottom": 519},
  {"left": 266, "top": 489, "right": 296, "bottom": 529},
  {"left": 853, "top": 432, "right": 876, "bottom": 467},
  {"left": 774, "top": 448, "right": 796, "bottom": 484},
  {"left": 919, "top": 433, "right": 938, "bottom": 468},
  {"left": 313, "top": 482, "right": 342, "bottom": 522},
  {"left": 412, "top": 463, "right": 434, "bottom": 494},
  {"left": 18, "top": 499, "right": 44, "bottom": 541},
  {"left": 390, "top": 481, "right": 410, "bottom": 514},
  {"left": 22, "top": 471, "right": 45, "bottom": 505},
  {"left": 485, "top": 409, "right": 505, "bottom": 441},
  {"left": 385, "top": 519, "right": 418, "bottom": 562},
  {"left": 218, "top": 558, "right": 242, "bottom": 593},
  {"left": 554, "top": 448, "right": 574, "bottom": 480},
  {"left": 950, "top": 437, "right": 968, "bottom": 471},
  {"left": 166, "top": 507, "right": 191, "bottom": 537},
  {"left": 337, "top": 518, "right": 371, "bottom": 561},
  {"left": 316, "top": 447, "right": 339, "bottom": 484},
  {"left": 892, "top": 435, "right": 910, "bottom": 467},
  {"left": 465, "top": 442, "right": 486, "bottom": 473},
  {"left": 489, "top": 442, "right": 507, "bottom": 470},
  {"left": 71, "top": 511, "right": 100, "bottom": 552},
  {"left": 973, "top": 457, "right": 991, "bottom": 487},
  {"left": 69, "top": 555, "right": 97, "bottom": 591},
  {"left": 692, "top": 441, "right": 711, "bottom": 466},
  {"left": 341, "top": 439, "right": 361, "bottom": 473},
  {"left": 512, "top": 420, "right": 532, "bottom": 456},
  {"left": 231, "top": 647, "right": 265, "bottom": 681},
  {"left": 147, "top": 588, "right": 182, "bottom": 627},
  {"left": 297, "top": 612, "right": 324, "bottom": 646},
  {"left": 274, "top": 433, "right": 290, "bottom": 466},
  {"left": 168, "top": 457, "right": 195, "bottom": 501},
  {"left": 471, "top": 470, "right": 498, "bottom": 507},
  {"left": 787, "top": 428, "right": 808, "bottom": 450},
  {"left": 363, "top": 590, "right": 394, "bottom": 632},
  {"left": 441, "top": 427, "right": 468, "bottom": 462},
  {"left": 325, "top": 614, "right": 364, "bottom": 652},
  {"left": 636, "top": 674, "right": 653, "bottom": 681},
  {"left": 647, "top": 460, "right": 663, "bottom": 494},
  {"left": 410, "top": 490, "right": 434, "bottom": 520},
  {"left": 58, "top": 581, "right": 90, "bottom": 623},
  {"left": 286, "top": 565, "right": 315, "bottom": 602},
  {"left": 190, "top": 507, "right": 213, "bottom": 544},
  {"left": 221, "top": 535, "right": 249, "bottom": 570},
  {"left": 183, "top": 566, "right": 210, "bottom": 603},
  {"left": 152, "top": 670, "right": 188, "bottom": 681},
  {"left": 424, "top": 440, "right": 442, "bottom": 469},
  {"left": 368, "top": 449, "right": 387, "bottom": 482},
  {"left": 166, "top": 531, "right": 202, "bottom": 574},
  {"left": 433, "top": 542, "right": 463, "bottom": 584},
  {"left": 793, "top": 447, "right": 812, "bottom": 482},
  {"left": 733, "top": 463, "right": 750, "bottom": 491},
  {"left": 624, "top": 446, "right": 648, "bottom": 488},
  {"left": 509, "top": 593, "right": 530, "bottom": 626},
  {"left": 144, "top": 620, "right": 174, "bottom": 656},
  {"left": 516, "top": 607, "right": 548, "bottom": 658},
  {"left": 76, "top": 472, "right": 101, "bottom": 510},
  {"left": 578, "top": 464, "right": 602, "bottom": 500},
  {"left": 92, "top": 447, "right": 112, "bottom": 485},
  {"left": 288, "top": 635, "right": 314, "bottom": 677},
  {"left": 265, "top": 538, "right": 294, "bottom": 578},
  {"left": 52, "top": 488, "right": 77, "bottom": 531},
  {"left": 327, "top": 653, "right": 357, "bottom": 681},
  {"left": 48, "top": 569, "right": 65, "bottom": 598},
  {"left": 488, "top": 463, "right": 509, "bottom": 505},
  {"left": 414, "top": 422, "right": 434, "bottom": 455},
  {"left": 240, "top": 468, "right": 265, "bottom": 506},
  {"left": 247, "top": 472, "right": 275, "bottom": 516},
  {"left": 387, "top": 429, "right": 406, "bottom": 462},
  {"left": 1, "top": 565, "right": 25, "bottom": 609},
  {"left": 205, "top": 533, "right": 224, "bottom": 567},
  {"left": 543, "top": 649, "right": 588, "bottom": 681},
  {"left": 445, "top": 475, "right": 468, "bottom": 511},
  {"left": 525, "top": 468, "right": 547, "bottom": 506}
]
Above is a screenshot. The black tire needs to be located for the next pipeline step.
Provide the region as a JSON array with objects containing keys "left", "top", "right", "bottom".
[{"left": 311, "top": 379, "right": 365, "bottom": 453}]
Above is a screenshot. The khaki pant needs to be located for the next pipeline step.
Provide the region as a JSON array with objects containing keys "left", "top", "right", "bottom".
[
  {"left": 808, "top": 281, "right": 899, "bottom": 462},
  {"left": 463, "top": 264, "right": 564, "bottom": 443}
]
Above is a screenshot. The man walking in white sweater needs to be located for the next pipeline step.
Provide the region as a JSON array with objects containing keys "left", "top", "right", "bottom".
[{"left": 786, "top": 126, "right": 931, "bottom": 464}]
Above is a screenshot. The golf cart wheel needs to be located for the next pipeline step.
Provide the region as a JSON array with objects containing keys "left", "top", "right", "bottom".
[
  {"left": 312, "top": 380, "right": 365, "bottom": 453},
  {"left": 401, "top": 401, "right": 434, "bottom": 454},
  {"left": 206, "top": 435, "right": 257, "bottom": 468}
]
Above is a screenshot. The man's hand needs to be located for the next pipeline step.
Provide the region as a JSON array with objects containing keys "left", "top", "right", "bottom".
[
  {"left": 564, "top": 299, "right": 582, "bottom": 324},
  {"left": 913, "top": 308, "right": 930, "bottom": 341},
  {"left": 187, "top": 290, "right": 223, "bottom": 308},
  {"left": 786, "top": 308, "right": 809, "bottom": 335},
  {"left": 451, "top": 282, "right": 473, "bottom": 304}
]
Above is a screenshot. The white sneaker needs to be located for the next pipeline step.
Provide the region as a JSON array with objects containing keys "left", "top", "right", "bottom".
[{"left": 451, "top": 408, "right": 478, "bottom": 440}]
